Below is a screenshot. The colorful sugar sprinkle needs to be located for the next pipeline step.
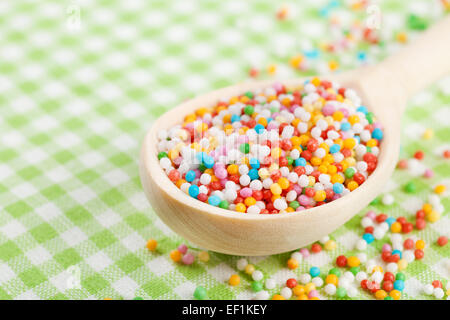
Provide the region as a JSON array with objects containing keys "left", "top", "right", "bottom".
[{"left": 157, "top": 79, "right": 383, "bottom": 214}]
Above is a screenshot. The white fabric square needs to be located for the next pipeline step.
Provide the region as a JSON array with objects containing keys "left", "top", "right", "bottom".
[
  {"left": 102, "top": 169, "right": 129, "bottom": 187},
  {"left": 35, "top": 202, "right": 63, "bottom": 221},
  {"left": 69, "top": 186, "right": 97, "bottom": 204},
  {"left": 0, "top": 220, "right": 27, "bottom": 239},
  {"left": 60, "top": 227, "right": 88, "bottom": 247},
  {"left": 26, "top": 245, "right": 52, "bottom": 265},
  {"left": 86, "top": 252, "right": 113, "bottom": 272},
  {"left": 121, "top": 232, "right": 145, "bottom": 253},
  {"left": 207, "top": 262, "right": 235, "bottom": 283},
  {"left": 147, "top": 256, "right": 174, "bottom": 277},
  {"left": 173, "top": 280, "right": 197, "bottom": 300}
]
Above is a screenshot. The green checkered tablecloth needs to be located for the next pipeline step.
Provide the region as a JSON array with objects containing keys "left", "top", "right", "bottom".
[{"left": 0, "top": 0, "right": 449, "bottom": 300}]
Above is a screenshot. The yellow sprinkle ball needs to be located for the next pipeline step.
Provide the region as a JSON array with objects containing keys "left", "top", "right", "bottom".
[
  {"left": 293, "top": 285, "right": 305, "bottom": 296},
  {"left": 390, "top": 221, "right": 402, "bottom": 233},
  {"left": 324, "top": 240, "right": 337, "bottom": 251},
  {"left": 434, "top": 184, "right": 446, "bottom": 194},
  {"left": 244, "top": 197, "right": 256, "bottom": 207},
  {"left": 313, "top": 190, "right": 326, "bottom": 202},
  {"left": 235, "top": 203, "right": 246, "bottom": 213},
  {"left": 375, "top": 290, "right": 388, "bottom": 300},
  {"left": 325, "top": 274, "right": 339, "bottom": 286},
  {"left": 426, "top": 210, "right": 440, "bottom": 223},
  {"left": 422, "top": 203, "right": 432, "bottom": 214},
  {"left": 390, "top": 290, "right": 401, "bottom": 300},
  {"left": 244, "top": 264, "right": 255, "bottom": 275},
  {"left": 278, "top": 177, "right": 290, "bottom": 189},
  {"left": 304, "top": 283, "right": 316, "bottom": 294},
  {"left": 415, "top": 239, "right": 426, "bottom": 250},
  {"left": 397, "top": 259, "right": 408, "bottom": 270},
  {"left": 347, "top": 256, "right": 360, "bottom": 267},
  {"left": 422, "top": 128, "right": 433, "bottom": 139},
  {"left": 198, "top": 251, "right": 210, "bottom": 262},
  {"left": 270, "top": 183, "right": 282, "bottom": 195}
]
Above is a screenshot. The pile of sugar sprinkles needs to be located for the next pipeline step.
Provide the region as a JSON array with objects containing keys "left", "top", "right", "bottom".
[{"left": 157, "top": 78, "right": 384, "bottom": 214}]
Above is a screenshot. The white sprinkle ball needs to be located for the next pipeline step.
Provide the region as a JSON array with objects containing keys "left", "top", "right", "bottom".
[
  {"left": 280, "top": 287, "right": 292, "bottom": 299},
  {"left": 265, "top": 278, "right": 276, "bottom": 290},
  {"left": 324, "top": 284, "right": 336, "bottom": 295},
  {"left": 236, "top": 258, "right": 248, "bottom": 271}
]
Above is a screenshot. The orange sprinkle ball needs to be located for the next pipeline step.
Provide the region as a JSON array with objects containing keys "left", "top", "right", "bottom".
[
  {"left": 287, "top": 258, "right": 299, "bottom": 270},
  {"left": 276, "top": 6, "right": 289, "bottom": 20},
  {"left": 228, "top": 274, "right": 240, "bottom": 286},
  {"left": 146, "top": 239, "right": 158, "bottom": 251},
  {"left": 170, "top": 250, "right": 182, "bottom": 263},
  {"left": 157, "top": 80, "right": 383, "bottom": 214}
]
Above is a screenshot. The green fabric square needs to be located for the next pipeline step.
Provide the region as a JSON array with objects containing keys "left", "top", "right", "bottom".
[
  {"left": 50, "top": 293, "right": 68, "bottom": 300},
  {"left": 5, "top": 201, "right": 32, "bottom": 218},
  {"left": 96, "top": 103, "right": 115, "bottom": 116},
  {"left": 64, "top": 117, "right": 85, "bottom": 130},
  {"left": 54, "top": 248, "right": 83, "bottom": 268},
  {"left": 109, "top": 153, "right": 133, "bottom": 166},
  {"left": 7, "top": 115, "right": 29, "bottom": 127},
  {"left": 207, "top": 284, "right": 234, "bottom": 300},
  {"left": 90, "top": 230, "right": 117, "bottom": 249},
  {"left": 116, "top": 254, "right": 144, "bottom": 274},
  {"left": 86, "top": 135, "right": 108, "bottom": 149},
  {"left": 0, "top": 287, "right": 12, "bottom": 299},
  {"left": 19, "top": 267, "right": 47, "bottom": 288},
  {"left": 41, "top": 99, "right": 61, "bottom": 112},
  {"left": 29, "top": 133, "right": 51, "bottom": 145},
  {"left": 100, "top": 188, "right": 126, "bottom": 207},
  {"left": 66, "top": 206, "right": 93, "bottom": 225},
  {"left": 18, "top": 166, "right": 42, "bottom": 180},
  {"left": 124, "top": 213, "right": 151, "bottom": 230},
  {"left": 117, "top": 119, "right": 139, "bottom": 132},
  {"left": 41, "top": 185, "right": 65, "bottom": 200},
  {"left": 82, "top": 274, "right": 109, "bottom": 294},
  {"left": 76, "top": 170, "right": 100, "bottom": 183},
  {"left": 30, "top": 223, "right": 58, "bottom": 243},
  {"left": 53, "top": 150, "right": 75, "bottom": 164},
  {"left": 0, "top": 241, "right": 22, "bottom": 261},
  {"left": 0, "top": 149, "right": 19, "bottom": 161},
  {"left": 142, "top": 278, "right": 171, "bottom": 298}
]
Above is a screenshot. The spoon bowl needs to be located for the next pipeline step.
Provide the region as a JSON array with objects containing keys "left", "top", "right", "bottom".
[{"left": 140, "top": 17, "right": 450, "bottom": 256}]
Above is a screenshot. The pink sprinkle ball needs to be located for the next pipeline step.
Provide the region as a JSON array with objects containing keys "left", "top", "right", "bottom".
[
  {"left": 178, "top": 244, "right": 188, "bottom": 254},
  {"left": 382, "top": 244, "right": 392, "bottom": 252},
  {"left": 308, "top": 290, "right": 319, "bottom": 299},
  {"left": 182, "top": 253, "right": 195, "bottom": 265},
  {"left": 292, "top": 184, "right": 302, "bottom": 194},
  {"left": 322, "top": 103, "right": 335, "bottom": 116},
  {"left": 300, "top": 248, "right": 310, "bottom": 258},
  {"left": 365, "top": 210, "right": 376, "bottom": 220},
  {"left": 240, "top": 188, "right": 252, "bottom": 198},
  {"left": 298, "top": 195, "right": 310, "bottom": 206},
  {"left": 215, "top": 168, "right": 227, "bottom": 179},
  {"left": 423, "top": 169, "right": 434, "bottom": 178}
]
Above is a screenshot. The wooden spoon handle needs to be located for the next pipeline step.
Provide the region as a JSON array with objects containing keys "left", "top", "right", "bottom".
[{"left": 379, "top": 15, "right": 450, "bottom": 99}]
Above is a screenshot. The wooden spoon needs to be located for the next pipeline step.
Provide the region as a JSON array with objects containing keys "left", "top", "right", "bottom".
[{"left": 140, "top": 16, "right": 450, "bottom": 256}]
